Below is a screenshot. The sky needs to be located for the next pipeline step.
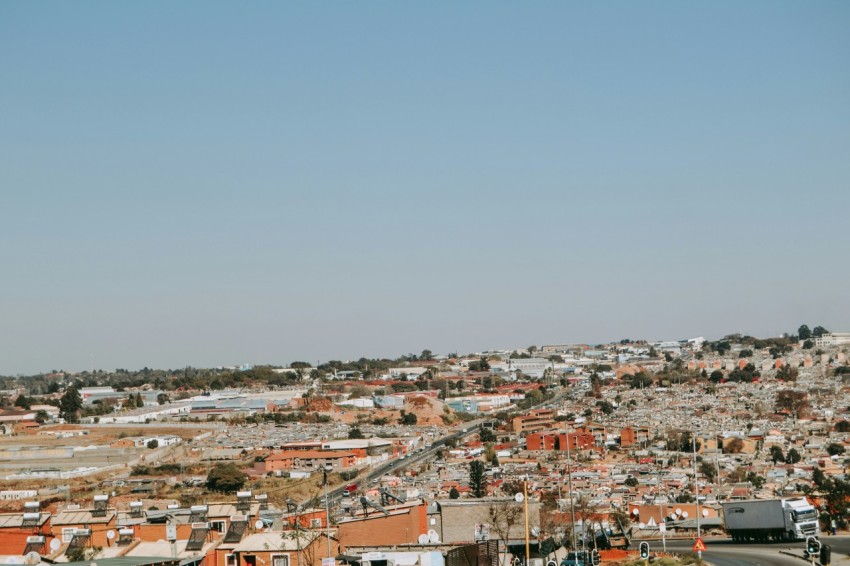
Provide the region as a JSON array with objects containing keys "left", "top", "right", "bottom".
[{"left": 1, "top": 2, "right": 849, "bottom": 375}]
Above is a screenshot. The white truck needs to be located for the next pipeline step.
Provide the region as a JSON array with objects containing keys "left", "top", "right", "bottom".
[{"left": 721, "top": 498, "right": 820, "bottom": 542}]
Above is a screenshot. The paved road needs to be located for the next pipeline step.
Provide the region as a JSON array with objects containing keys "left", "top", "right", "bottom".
[
  {"left": 662, "top": 538, "right": 829, "bottom": 566},
  {"left": 311, "top": 389, "right": 571, "bottom": 510}
]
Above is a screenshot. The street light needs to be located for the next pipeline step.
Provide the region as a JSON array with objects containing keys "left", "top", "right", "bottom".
[{"left": 323, "top": 463, "right": 333, "bottom": 561}]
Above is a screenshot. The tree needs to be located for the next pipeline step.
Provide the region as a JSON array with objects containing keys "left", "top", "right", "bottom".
[
  {"left": 485, "top": 499, "right": 524, "bottom": 551},
  {"left": 739, "top": 349, "right": 753, "bottom": 358},
  {"left": 157, "top": 393, "right": 170, "bottom": 405},
  {"left": 835, "top": 421, "right": 850, "bottom": 433},
  {"left": 786, "top": 448, "right": 802, "bottom": 464},
  {"left": 421, "top": 349, "right": 433, "bottom": 360},
  {"left": 14, "top": 395, "right": 31, "bottom": 410},
  {"left": 624, "top": 477, "right": 639, "bottom": 488},
  {"left": 709, "top": 370, "right": 724, "bottom": 383},
  {"left": 769, "top": 446, "right": 786, "bottom": 464},
  {"left": 699, "top": 461, "right": 717, "bottom": 483},
  {"left": 469, "top": 460, "right": 486, "bottom": 498},
  {"left": 724, "top": 438, "right": 745, "bottom": 454},
  {"left": 147, "top": 439, "right": 159, "bottom": 449},
  {"left": 775, "top": 390, "right": 809, "bottom": 418},
  {"left": 59, "top": 386, "right": 83, "bottom": 423},
  {"left": 798, "top": 325, "right": 812, "bottom": 341},
  {"left": 479, "top": 427, "right": 496, "bottom": 443},
  {"left": 348, "top": 426, "right": 365, "bottom": 439},
  {"left": 826, "top": 443, "right": 846, "bottom": 456},
  {"left": 206, "top": 463, "right": 247, "bottom": 493},
  {"left": 746, "top": 472, "right": 765, "bottom": 489},
  {"left": 813, "top": 326, "right": 829, "bottom": 338},
  {"left": 400, "top": 412, "right": 418, "bottom": 425},
  {"left": 449, "top": 487, "right": 460, "bottom": 499}
]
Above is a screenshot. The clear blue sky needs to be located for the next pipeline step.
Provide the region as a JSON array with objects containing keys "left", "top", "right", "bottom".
[{"left": 2, "top": 2, "right": 849, "bottom": 374}]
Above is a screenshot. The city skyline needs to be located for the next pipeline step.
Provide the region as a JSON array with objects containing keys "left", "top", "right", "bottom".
[{"left": 2, "top": 2, "right": 849, "bottom": 374}]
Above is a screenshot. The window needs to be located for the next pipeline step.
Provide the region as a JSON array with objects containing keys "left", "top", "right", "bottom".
[
  {"left": 272, "top": 555, "right": 289, "bottom": 566},
  {"left": 210, "top": 521, "right": 226, "bottom": 533},
  {"left": 62, "top": 528, "right": 75, "bottom": 543},
  {"left": 225, "top": 555, "right": 237, "bottom": 566}
]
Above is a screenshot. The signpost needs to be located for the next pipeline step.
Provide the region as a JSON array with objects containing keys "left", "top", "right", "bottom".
[{"left": 692, "top": 538, "right": 706, "bottom": 553}]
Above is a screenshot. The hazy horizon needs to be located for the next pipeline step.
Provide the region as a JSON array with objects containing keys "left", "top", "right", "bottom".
[{"left": 2, "top": 2, "right": 848, "bottom": 375}]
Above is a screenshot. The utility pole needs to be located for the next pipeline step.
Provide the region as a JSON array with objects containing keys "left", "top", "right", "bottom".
[
  {"left": 524, "top": 478, "right": 530, "bottom": 565},
  {"left": 693, "top": 433, "right": 702, "bottom": 561},
  {"left": 565, "top": 423, "right": 578, "bottom": 552}
]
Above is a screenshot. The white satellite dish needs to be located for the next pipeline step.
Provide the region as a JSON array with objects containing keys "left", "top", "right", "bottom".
[
  {"left": 638, "top": 522, "right": 646, "bottom": 530},
  {"left": 106, "top": 530, "right": 116, "bottom": 540},
  {"left": 631, "top": 508, "right": 639, "bottom": 515},
  {"left": 428, "top": 529, "right": 440, "bottom": 543},
  {"left": 50, "top": 539, "right": 61, "bottom": 552},
  {"left": 418, "top": 534, "right": 429, "bottom": 544},
  {"left": 681, "top": 511, "right": 689, "bottom": 518},
  {"left": 531, "top": 527, "right": 540, "bottom": 537},
  {"left": 514, "top": 493, "right": 524, "bottom": 503},
  {"left": 702, "top": 509, "right": 709, "bottom": 517},
  {"left": 25, "top": 553, "right": 40, "bottom": 565},
  {"left": 675, "top": 508, "right": 682, "bottom": 516},
  {"left": 254, "top": 520, "right": 264, "bottom": 530}
]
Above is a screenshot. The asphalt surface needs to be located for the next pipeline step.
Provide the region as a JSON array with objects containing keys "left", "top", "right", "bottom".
[{"left": 662, "top": 536, "right": 850, "bottom": 566}]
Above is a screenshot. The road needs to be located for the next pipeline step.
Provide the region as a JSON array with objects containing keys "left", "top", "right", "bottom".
[
  {"left": 661, "top": 537, "right": 850, "bottom": 566},
  {"left": 320, "top": 390, "right": 574, "bottom": 508}
]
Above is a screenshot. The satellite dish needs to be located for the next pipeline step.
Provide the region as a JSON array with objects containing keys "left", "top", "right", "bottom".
[
  {"left": 681, "top": 511, "right": 689, "bottom": 518},
  {"left": 254, "top": 520, "right": 264, "bottom": 530},
  {"left": 106, "top": 530, "right": 115, "bottom": 540},
  {"left": 25, "top": 553, "right": 39, "bottom": 565},
  {"left": 702, "top": 509, "right": 709, "bottom": 517},
  {"left": 514, "top": 493, "right": 524, "bottom": 503},
  {"left": 418, "top": 534, "right": 429, "bottom": 544},
  {"left": 531, "top": 527, "right": 540, "bottom": 537},
  {"left": 638, "top": 522, "right": 646, "bottom": 530},
  {"left": 50, "top": 539, "right": 61, "bottom": 552},
  {"left": 428, "top": 529, "right": 440, "bottom": 543},
  {"left": 631, "top": 508, "right": 639, "bottom": 515},
  {"left": 675, "top": 508, "right": 682, "bottom": 516}
]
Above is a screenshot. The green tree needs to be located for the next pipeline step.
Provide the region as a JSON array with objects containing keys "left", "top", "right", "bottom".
[
  {"left": 624, "top": 477, "right": 639, "bottom": 488},
  {"left": 699, "top": 461, "right": 717, "bottom": 483},
  {"left": 709, "top": 370, "right": 724, "bottom": 383},
  {"left": 147, "top": 439, "right": 159, "bottom": 449},
  {"left": 835, "top": 421, "right": 850, "bottom": 433},
  {"left": 59, "top": 386, "right": 83, "bottom": 423},
  {"left": 769, "top": 446, "right": 786, "bottom": 464},
  {"left": 746, "top": 471, "right": 765, "bottom": 489},
  {"left": 449, "top": 487, "right": 460, "bottom": 499},
  {"left": 348, "top": 426, "right": 365, "bottom": 439},
  {"left": 157, "top": 393, "right": 170, "bottom": 405},
  {"left": 206, "top": 463, "right": 247, "bottom": 493},
  {"left": 826, "top": 443, "right": 846, "bottom": 456},
  {"left": 400, "top": 412, "right": 418, "bottom": 425},
  {"left": 479, "top": 427, "right": 496, "bottom": 443},
  {"left": 469, "top": 460, "right": 486, "bottom": 498},
  {"left": 798, "top": 325, "right": 812, "bottom": 341},
  {"left": 786, "top": 448, "right": 802, "bottom": 464},
  {"left": 813, "top": 326, "right": 829, "bottom": 338}
]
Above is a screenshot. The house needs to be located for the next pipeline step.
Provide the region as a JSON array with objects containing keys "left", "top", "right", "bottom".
[
  {"left": 261, "top": 450, "right": 356, "bottom": 474},
  {"left": 224, "top": 530, "right": 340, "bottom": 566}
]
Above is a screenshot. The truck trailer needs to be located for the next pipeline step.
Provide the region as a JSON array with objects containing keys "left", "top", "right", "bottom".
[{"left": 721, "top": 498, "right": 819, "bottom": 542}]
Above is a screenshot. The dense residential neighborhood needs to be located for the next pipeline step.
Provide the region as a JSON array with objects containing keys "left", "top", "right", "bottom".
[{"left": 0, "top": 329, "right": 849, "bottom": 566}]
